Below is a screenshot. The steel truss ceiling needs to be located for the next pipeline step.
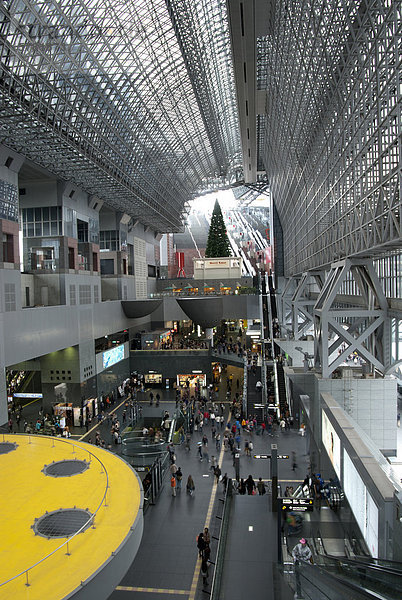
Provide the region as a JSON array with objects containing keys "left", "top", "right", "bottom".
[
  {"left": 0, "top": 0, "right": 241, "bottom": 231},
  {"left": 259, "top": 0, "right": 401, "bottom": 275}
]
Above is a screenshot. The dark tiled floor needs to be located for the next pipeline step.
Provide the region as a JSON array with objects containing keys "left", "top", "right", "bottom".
[{"left": 13, "top": 361, "right": 348, "bottom": 600}]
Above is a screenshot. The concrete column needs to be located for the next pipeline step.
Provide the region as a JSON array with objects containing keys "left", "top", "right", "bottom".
[{"left": 205, "top": 327, "right": 214, "bottom": 345}]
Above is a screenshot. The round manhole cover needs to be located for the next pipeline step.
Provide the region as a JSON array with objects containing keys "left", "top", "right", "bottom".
[
  {"left": 0, "top": 442, "right": 18, "bottom": 454},
  {"left": 33, "top": 508, "right": 93, "bottom": 538},
  {"left": 43, "top": 459, "right": 89, "bottom": 477}
]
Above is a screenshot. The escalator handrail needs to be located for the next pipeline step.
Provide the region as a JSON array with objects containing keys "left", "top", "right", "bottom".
[
  {"left": 297, "top": 561, "right": 387, "bottom": 600},
  {"left": 324, "top": 554, "right": 402, "bottom": 577},
  {"left": 353, "top": 555, "right": 402, "bottom": 571}
]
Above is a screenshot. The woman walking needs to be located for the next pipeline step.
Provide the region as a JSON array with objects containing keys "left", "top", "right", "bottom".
[{"left": 186, "top": 474, "right": 195, "bottom": 496}]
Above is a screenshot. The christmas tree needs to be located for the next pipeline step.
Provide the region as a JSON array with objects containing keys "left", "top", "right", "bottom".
[{"left": 205, "top": 199, "right": 232, "bottom": 257}]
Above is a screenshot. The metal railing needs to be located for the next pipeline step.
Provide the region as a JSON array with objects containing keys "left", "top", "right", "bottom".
[
  {"left": 210, "top": 478, "right": 233, "bottom": 599},
  {"left": 0, "top": 434, "right": 109, "bottom": 591}
]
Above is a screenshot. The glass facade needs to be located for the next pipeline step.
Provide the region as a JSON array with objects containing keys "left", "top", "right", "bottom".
[{"left": 21, "top": 207, "right": 62, "bottom": 238}]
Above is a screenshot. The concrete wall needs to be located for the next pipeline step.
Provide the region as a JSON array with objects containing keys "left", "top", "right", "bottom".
[
  {"left": 318, "top": 376, "right": 397, "bottom": 455},
  {"left": 2, "top": 301, "right": 150, "bottom": 367},
  {"left": 287, "top": 369, "right": 398, "bottom": 456}
]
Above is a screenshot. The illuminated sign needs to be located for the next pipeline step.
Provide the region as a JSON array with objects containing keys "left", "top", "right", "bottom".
[
  {"left": 253, "top": 454, "right": 289, "bottom": 459},
  {"left": 280, "top": 498, "right": 314, "bottom": 512},
  {"left": 103, "top": 345, "right": 124, "bottom": 369},
  {"left": 13, "top": 393, "right": 43, "bottom": 398}
]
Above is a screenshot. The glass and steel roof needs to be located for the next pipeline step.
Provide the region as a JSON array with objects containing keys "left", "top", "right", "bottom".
[
  {"left": 0, "top": 0, "right": 242, "bottom": 231},
  {"left": 258, "top": 0, "right": 401, "bottom": 274}
]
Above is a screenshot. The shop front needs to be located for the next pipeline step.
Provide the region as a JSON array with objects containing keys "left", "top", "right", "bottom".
[
  {"left": 144, "top": 372, "right": 163, "bottom": 386},
  {"left": 73, "top": 397, "right": 98, "bottom": 426},
  {"left": 53, "top": 402, "right": 73, "bottom": 427},
  {"left": 141, "top": 330, "right": 172, "bottom": 350},
  {"left": 177, "top": 373, "right": 207, "bottom": 388}
]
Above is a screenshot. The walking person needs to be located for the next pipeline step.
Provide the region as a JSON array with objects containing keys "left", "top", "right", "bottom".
[
  {"left": 292, "top": 450, "right": 298, "bottom": 471},
  {"left": 245, "top": 474, "right": 256, "bottom": 495},
  {"left": 186, "top": 474, "right": 195, "bottom": 496},
  {"left": 257, "top": 477, "right": 266, "bottom": 495},
  {"left": 203, "top": 527, "right": 211, "bottom": 546},
  {"left": 176, "top": 467, "right": 183, "bottom": 491},
  {"left": 197, "top": 532, "right": 205, "bottom": 557},
  {"left": 214, "top": 465, "right": 221, "bottom": 484},
  {"left": 292, "top": 538, "right": 313, "bottom": 599},
  {"left": 201, "top": 557, "right": 209, "bottom": 587},
  {"left": 171, "top": 474, "right": 177, "bottom": 497},
  {"left": 238, "top": 478, "right": 246, "bottom": 495}
]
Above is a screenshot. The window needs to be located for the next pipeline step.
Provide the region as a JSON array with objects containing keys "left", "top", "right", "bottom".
[
  {"left": 99, "top": 230, "right": 119, "bottom": 251},
  {"left": 5, "top": 283, "right": 16, "bottom": 312},
  {"left": 68, "top": 247, "right": 75, "bottom": 269},
  {"left": 94, "top": 286, "right": 99, "bottom": 303},
  {"left": 2, "top": 233, "right": 14, "bottom": 263},
  {"left": 79, "top": 285, "right": 91, "bottom": 305},
  {"left": 100, "top": 259, "right": 115, "bottom": 275},
  {"left": 77, "top": 219, "right": 88, "bottom": 243},
  {"left": 70, "top": 285, "right": 76, "bottom": 306},
  {"left": 21, "top": 206, "right": 61, "bottom": 237}
]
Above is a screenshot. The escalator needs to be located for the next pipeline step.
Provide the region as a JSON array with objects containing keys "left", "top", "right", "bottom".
[
  {"left": 311, "top": 554, "right": 402, "bottom": 599},
  {"left": 279, "top": 558, "right": 398, "bottom": 600},
  {"left": 276, "top": 362, "right": 287, "bottom": 416}
]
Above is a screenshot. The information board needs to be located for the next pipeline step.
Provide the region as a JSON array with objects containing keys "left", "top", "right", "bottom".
[{"left": 279, "top": 497, "right": 314, "bottom": 512}]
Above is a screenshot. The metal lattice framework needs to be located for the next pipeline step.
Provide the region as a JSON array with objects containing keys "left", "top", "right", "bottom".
[
  {"left": 260, "top": 0, "right": 401, "bottom": 275},
  {"left": 0, "top": 0, "right": 241, "bottom": 231},
  {"left": 314, "top": 258, "right": 390, "bottom": 377}
]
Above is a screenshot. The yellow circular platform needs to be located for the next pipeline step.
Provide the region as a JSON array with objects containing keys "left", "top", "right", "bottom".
[{"left": 0, "top": 434, "right": 143, "bottom": 600}]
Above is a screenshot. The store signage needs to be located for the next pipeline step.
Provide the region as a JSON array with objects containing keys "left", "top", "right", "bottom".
[
  {"left": 13, "top": 393, "right": 43, "bottom": 398},
  {"left": 205, "top": 260, "right": 230, "bottom": 267},
  {"left": 280, "top": 497, "right": 314, "bottom": 512}
]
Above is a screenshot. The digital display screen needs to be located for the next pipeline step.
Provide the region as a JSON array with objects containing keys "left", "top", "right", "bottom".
[
  {"left": 322, "top": 411, "right": 341, "bottom": 478},
  {"left": 103, "top": 345, "right": 124, "bottom": 369}
]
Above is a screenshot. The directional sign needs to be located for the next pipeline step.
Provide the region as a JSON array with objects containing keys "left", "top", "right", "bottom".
[
  {"left": 254, "top": 454, "right": 289, "bottom": 459},
  {"left": 279, "top": 497, "right": 314, "bottom": 512}
]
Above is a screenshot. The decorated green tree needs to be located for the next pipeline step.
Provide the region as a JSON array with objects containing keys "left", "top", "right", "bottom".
[{"left": 205, "top": 200, "right": 232, "bottom": 257}]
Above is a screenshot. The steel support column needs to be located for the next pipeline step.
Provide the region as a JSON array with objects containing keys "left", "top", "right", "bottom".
[
  {"left": 314, "top": 259, "right": 390, "bottom": 378},
  {"left": 291, "top": 270, "right": 325, "bottom": 340},
  {"left": 279, "top": 277, "right": 299, "bottom": 338}
]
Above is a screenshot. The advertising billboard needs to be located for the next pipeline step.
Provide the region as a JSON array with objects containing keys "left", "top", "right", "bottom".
[
  {"left": 343, "top": 450, "right": 379, "bottom": 557},
  {"left": 102, "top": 344, "right": 125, "bottom": 369},
  {"left": 322, "top": 411, "right": 341, "bottom": 478}
]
